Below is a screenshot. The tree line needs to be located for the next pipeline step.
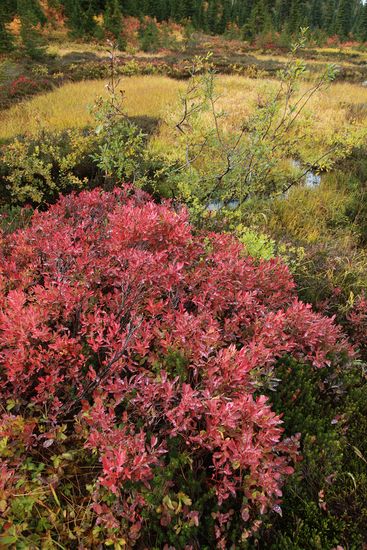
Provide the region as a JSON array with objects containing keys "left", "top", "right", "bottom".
[
  {"left": 1, "top": 0, "right": 367, "bottom": 55},
  {"left": 122, "top": 0, "right": 367, "bottom": 40}
]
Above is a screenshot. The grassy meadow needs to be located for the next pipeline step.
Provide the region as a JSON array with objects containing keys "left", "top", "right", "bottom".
[
  {"left": 0, "top": 76, "right": 185, "bottom": 139},
  {"left": 1, "top": 74, "right": 367, "bottom": 161}
]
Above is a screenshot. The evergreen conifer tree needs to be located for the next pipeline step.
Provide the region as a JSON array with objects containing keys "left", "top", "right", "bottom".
[
  {"left": 207, "top": 0, "right": 219, "bottom": 34},
  {"left": 218, "top": 0, "right": 231, "bottom": 34},
  {"left": 310, "top": 0, "right": 323, "bottom": 29},
  {"left": 192, "top": 0, "right": 205, "bottom": 28},
  {"left": 104, "top": 0, "right": 125, "bottom": 49},
  {"left": 5, "top": 0, "right": 364, "bottom": 43},
  {"left": 246, "top": 0, "right": 268, "bottom": 38},
  {"left": 17, "top": 0, "right": 45, "bottom": 59},
  {"left": 123, "top": 0, "right": 139, "bottom": 17},
  {"left": 63, "top": 0, "right": 98, "bottom": 38},
  {"left": 236, "top": 0, "right": 252, "bottom": 27},
  {"left": 155, "top": 0, "right": 169, "bottom": 22},
  {"left": 359, "top": 1, "right": 367, "bottom": 41},
  {"left": 322, "top": 0, "right": 337, "bottom": 34},
  {"left": 0, "top": 3, "right": 14, "bottom": 53},
  {"left": 274, "top": 0, "right": 290, "bottom": 30},
  {"left": 335, "top": 0, "right": 353, "bottom": 38},
  {"left": 288, "top": 0, "right": 307, "bottom": 33},
  {"left": 138, "top": 19, "right": 160, "bottom": 51}
]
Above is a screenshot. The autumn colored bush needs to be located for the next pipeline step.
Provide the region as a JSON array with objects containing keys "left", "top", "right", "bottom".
[
  {"left": 8, "top": 75, "right": 52, "bottom": 99},
  {"left": 0, "top": 187, "right": 350, "bottom": 548},
  {"left": 347, "top": 293, "right": 367, "bottom": 360},
  {"left": 0, "top": 74, "right": 54, "bottom": 110}
]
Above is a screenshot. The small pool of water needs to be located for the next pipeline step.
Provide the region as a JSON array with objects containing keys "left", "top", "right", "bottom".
[
  {"left": 292, "top": 159, "right": 322, "bottom": 188},
  {"left": 207, "top": 199, "right": 240, "bottom": 212},
  {"left": 207, "top": 162, "right": 322, "bottom": 212}
]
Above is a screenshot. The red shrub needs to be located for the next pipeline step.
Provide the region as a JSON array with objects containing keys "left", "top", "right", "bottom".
[
  {"left": 347, "top": 293, "right": 367, "bottom": 359},
  {"left": 326, "top": 35, "right": 340, "bottom": 47},
  {"left": 0, "top": 187, "right": 350, "bottom": 547},
  {"left": 7, "top": 75, "right": 52, "bottom": 99}
]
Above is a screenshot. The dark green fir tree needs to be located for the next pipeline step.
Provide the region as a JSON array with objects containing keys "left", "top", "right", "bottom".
[
  {"left": 217, "top": 0, "right": 231, "bottom": 34},
  {"left": 310, "top": 0, "right": 323, "bottom": 29},
  {"left": 207, "top": 0, "right": 219, "bottom": 34},
  {"left": 0, "top": 2, "right": 15, "bottom": 53},
  {"left": 335, "top": 0, "right": 353, "bottom": 38},
  {"left": 245, "top": 0, "right": 268, "bottom": 39},
  {"left": 104, "top": 0, "right": 125, "bottom": 49},
  {"left": 63, "top": 0, "right": 98, "bottom": 38},
  {"left": 287, "top": 0, "right": 307, "bottom": 33},
  {"left": 359, "top": 1, "right": 367, "bottom": 41},
  {"left": 17, "top": 0, "right": 45, "bottom": 59}
]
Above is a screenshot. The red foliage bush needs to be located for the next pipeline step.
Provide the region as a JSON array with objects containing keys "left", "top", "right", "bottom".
[
  {"left": 0, "top": 75, "right": 53, "bottom": 109},
  {"left": 0, "top": 188, "right": 350, "bottom": 547},
  {"left": 347, "top": 293, "right": 367, "bottom": 359},
  {"left": 7, "top": 75, "right": 52, "bottom": 99}
]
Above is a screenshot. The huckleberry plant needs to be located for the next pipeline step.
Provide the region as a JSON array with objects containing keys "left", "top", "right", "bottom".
[{"left": 0, "top": 187, "right": 350, "bottom": 548}]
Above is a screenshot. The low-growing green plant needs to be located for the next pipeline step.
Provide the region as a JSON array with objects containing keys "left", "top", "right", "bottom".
[
  {"left": 236, "top": 224, "right": 276, "bottom": 260},
  {"left": 259, "top": 358, "right": 367, "bottom": 550},
  {"left": 263, "top": 168, "right": 367, "bottom": 321},
  {"left": 67, "top": 61, "right": 111, "bottom": 81},
  {"left": 0, "top": 129, "right": 97, "bottom": 205}
]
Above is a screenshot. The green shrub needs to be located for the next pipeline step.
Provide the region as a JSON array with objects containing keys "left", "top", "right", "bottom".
[
  {"left": 259, "top": 358, "right": 367, "bottom": 550},
  {"left": 0, "top": 129, "right": 97, "bottom": 205},
  {"left": 0, "top": 124, "right": 167, "bottom": 208},
  {"left": 262, "top": 166, "right": 367, "bottom": 321},
  {"left": 67, "top": 61, "right": 111, "bottom": 81},
  {"left": 236, "top": 224, "right": 276, "bottom": 260},
  {"left": 164, "top": 43, "right": 362, "bottom": 227},
  {"left": 89, "top": 51, "right": 166, "bottom": 190}
]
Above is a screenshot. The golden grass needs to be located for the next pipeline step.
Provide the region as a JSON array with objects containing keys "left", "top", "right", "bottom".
[
  {"left": 46, "top": 43, "right": 109, "bottom": 58},
  {"left": 0, "top": 76, "right": 185, "bottom": 140},
  {"left": 161, "top": 75, "right": 367, "bottom": 142},
  {"left": 268, "top": 174, "right": 352, "bottom": 243},
  {"left": 1, "top": 74, "right": 366, "bottom": 145},
  {"left": 222, "top": 77, "right": 367, "bottom": 148},
  {"left": 312, "top": 46, "right": 367, "bottom": 58},
  {"left": 256, "top": 51, "right": 367, "bottom": 68},
  {"left": 46, "top": 42, "right": 170, "bottom": 60}
]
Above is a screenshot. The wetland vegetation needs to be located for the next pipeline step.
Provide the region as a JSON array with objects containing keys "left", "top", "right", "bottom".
[{"left": 0, "top": 2, "right": 367, "bottom": 549}]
